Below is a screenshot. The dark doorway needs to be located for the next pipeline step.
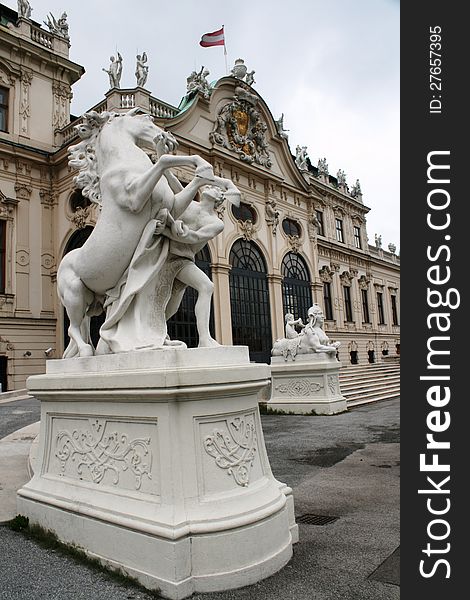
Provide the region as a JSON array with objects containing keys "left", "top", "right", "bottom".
[
  {"left": 0, "top": 355, "right": 7, "bottom": 392},
  {"left": 229, "top": 239, "right": 272, "bottom": 364},
  {"left": 368, "top": 350, "right": 375, "bottom": 364},
  {"left": 350, "top": 350, "right": 359, "bottom": 365}
]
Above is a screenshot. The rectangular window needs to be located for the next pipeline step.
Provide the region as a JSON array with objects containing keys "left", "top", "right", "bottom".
[
  {"left": 323, "top": 282, "right": 333, "bottom": 320},
  {"left": 0, "top": 220, "right": 6, "bottom": 293},
  {"left": 377, "top": 292, "right": 385, "bottom": 324},
  {"left": 343, "top": 286, "right": 353, "bottom": 322},
  {"left": 0, "top": 87, "right": 8, "bottom": 133},
  {"left": 335, "top": 218, "right": 344, "bottom": 242},
  {"left": 391, "top": 294, "right": 399, "bottom": 326},
  {"left": 315, "top": 210, "right": 324, "bottom": 236},
  {"left": 353, "top": 226, "right": 362, "bottom": 249},
  {"left": 361, "top": 289, "right": 370, "bottom": 323}
]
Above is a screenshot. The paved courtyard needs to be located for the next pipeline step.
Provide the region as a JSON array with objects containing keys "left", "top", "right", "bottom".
[{"left": 0, "top": 398, "right": 399, "bottom": 600}]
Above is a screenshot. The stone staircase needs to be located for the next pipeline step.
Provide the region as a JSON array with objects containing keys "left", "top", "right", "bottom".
[{"left": 339, "top": 363, "right": 400, "bottom": 407}]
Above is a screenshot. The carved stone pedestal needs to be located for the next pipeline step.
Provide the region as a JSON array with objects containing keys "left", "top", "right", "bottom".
[
  {"left": 269, "top": 354, "right": 347, "bottom": 415},
  {"left": 17, "top": 346, "right": 297, "bottom": 599}
]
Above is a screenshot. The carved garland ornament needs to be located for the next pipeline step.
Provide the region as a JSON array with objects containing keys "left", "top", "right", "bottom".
[
  {"left": 55, "top": 418, "right": 152, "bottom": 490},
  {"left": 203, "top": 414, "right": 257, "bottom": 487},
  {"left": 210, "top": 86, "right": 272, "bottom": 168}
]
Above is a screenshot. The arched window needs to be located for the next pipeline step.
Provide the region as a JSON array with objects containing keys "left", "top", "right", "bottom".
[
  {"left": 63, "top": 227, "right": 104, "bottom": 350},
  {"left": 229, "top": 239, "right": 272, "bottom": 363},
  {"left": 281, "top": 252, "right": 312, "bottom": 323},
  {"left": 167, "top": 245, "right": 215, "bottom": 347}
]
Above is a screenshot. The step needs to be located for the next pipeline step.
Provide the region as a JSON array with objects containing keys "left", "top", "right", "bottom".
[
  {"left": 0, "top": 388, "right": 33, "bottom": 405},
  {"left": 340, "top": 377, "right": 400, "bottom": 392},
  {"left": 347, "top": 391, "right": 400, "bottom": 407},
  {"left": 343, "top": 386, "right": 400, "bottom": 403},
  {"left": 339, "top": 374, "right": 400, "bottom": 387}
]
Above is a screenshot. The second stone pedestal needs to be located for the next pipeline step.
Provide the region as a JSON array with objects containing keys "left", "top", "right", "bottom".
[
  {"left": 269, "top": 353, "right": 347, "bottom": 415},
  {"left": 17, "top": 346, "right": 297, "bottom": 599}
]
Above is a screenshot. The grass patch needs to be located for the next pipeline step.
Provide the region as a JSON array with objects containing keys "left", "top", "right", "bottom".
[
  {"left": 5, "top": 516, "right": 161, "bottom": 597},
  {"left": 259, "top": 403, "right": 319, "bottom": 416}
]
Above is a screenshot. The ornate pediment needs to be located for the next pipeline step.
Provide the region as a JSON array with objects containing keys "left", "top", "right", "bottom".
[{"left": 210, "top": 86, "right": 272, "bottom": 168}]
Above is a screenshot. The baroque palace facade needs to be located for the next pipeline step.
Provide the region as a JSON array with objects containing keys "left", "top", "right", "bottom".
[{"left": 0, "top": 4, "right": 400, "bottom": 391}]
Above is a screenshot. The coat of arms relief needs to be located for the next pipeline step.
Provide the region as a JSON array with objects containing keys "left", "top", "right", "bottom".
[{"left": 210, "top": 87, "right": 272, "bottom": 168}]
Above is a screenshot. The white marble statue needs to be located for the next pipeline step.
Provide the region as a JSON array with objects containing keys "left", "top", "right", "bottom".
[
  {"left": 265, "top": 198, "right": 279, "bottom": 233},
  {"left": 317, "top": 157, "right": 329, "bottom": 176},
  {"left": 245, "top": 70, "right": 255, "bottom": 86},
  {"left": 351, "top": 178, "right": 362, "bottom": 198},
  {"left": 103, "top": 52, "right": 123, "bottom": 89},
  {"left": 135, "top": 52, "right": 149, "bottom": 87},
  {"left": 337, "top": 169, "right": 347, "bottom": 186},
  {"left": 231, "top": 58, "right": 247, "bottom": 79},
  {"left": 275, "top": 114, "right": 289, "bottom": 140},
  {"left": 284, "top": 313, "right": 305, "bottom": 338},
  {"left": 272, "top": 304, "right": 340, "bottom": 360},
  {"left": 17, "top": 0, "right": 32, "bottom": 18},
  {"left": 295, "top": 145, "right": 309, "bottom": 171},
  {"left": 375, "top": 233, "right": 382, "bottom": 248},
  {"left": 58, "top": 108, "right": 241, "bottom": 357},
  {"left": 44, "top": 11, "right": 69, "bottom": 40},
  {"left": 186, "top": 66, "right": 211, "bottom": 98}
]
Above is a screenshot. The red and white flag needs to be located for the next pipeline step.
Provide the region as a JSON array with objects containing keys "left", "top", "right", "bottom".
[{"left": 199, "top": 26, "right": 225, "bottom": 48}]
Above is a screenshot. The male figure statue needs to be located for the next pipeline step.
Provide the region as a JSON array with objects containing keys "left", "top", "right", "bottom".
[{"left": 103, "top": 52, "right": 123, "bottom": 89}]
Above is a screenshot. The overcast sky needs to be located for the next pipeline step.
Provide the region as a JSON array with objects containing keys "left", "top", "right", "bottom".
[{"left": 11, "top": 0, "right": 399, "bottom": 249}]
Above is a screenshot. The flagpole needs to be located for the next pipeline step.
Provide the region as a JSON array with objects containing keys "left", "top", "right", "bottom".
[{"left": 223, "top": 24, "right": 228, "bottom": 75}]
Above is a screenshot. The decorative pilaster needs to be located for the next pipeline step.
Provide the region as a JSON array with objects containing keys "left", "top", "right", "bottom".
[{"left": 19, "top": 68, "right": 33, "bottom": 137}]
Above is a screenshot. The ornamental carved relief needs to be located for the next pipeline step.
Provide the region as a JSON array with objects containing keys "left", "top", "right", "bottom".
[
  {"left": 54, "top": 418, "right": 153, "bottom": 491},
  {"left": 19, "top": 68, "right": 33, "bottom": 137},
  {"left": 52, "top": 81, "right": 72, "bottom": 130},
  {"left": 210, "top": 86, "right": 272, "bottom": 168},
  {"left": 340, "top": 270, "right": 354, "bottom": 286},
  {"left": 287, "top": 235, "right": 301, "bottom": 253},
  {"left": 358, "top": 275, "right": 370, "bottom": 290},
  {"left": 238, "top": 219, "right": 255, "bottom": 241},
  {"left": 203, "top": 414, "right": 258, "bottom": 487},
  {"left": 319, "top": 265, "right": 334, "bottom": 283},
  {"left": 14, "top": 183, "right": 32, "bottom": 200},
  {"left": 16, "top": 249, "right": 30, "bottom": 266},
  {"left": 327, "top": 375, "right": 338, "bottom": 395},
  {"left": 275, "top": 379, "right": 324, "bottom": 396},
  {"left": 70, "top": 206, "right": 90, "bottom": 229}
]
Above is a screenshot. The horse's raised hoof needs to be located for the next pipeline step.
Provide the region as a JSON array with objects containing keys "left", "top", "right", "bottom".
[{"left": 195, "top": 165, "right": 215, "bottom": 182}]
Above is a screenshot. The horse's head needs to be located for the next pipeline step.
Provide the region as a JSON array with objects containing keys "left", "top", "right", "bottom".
[{"left": 119, "top": 108, "right": 165, "bottom": 149}]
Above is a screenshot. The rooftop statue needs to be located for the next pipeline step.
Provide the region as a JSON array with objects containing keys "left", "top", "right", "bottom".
[
  {"left": 375, "top": 233, "right": 382, "bottom": 249},
  {"left": 351, "top": 178, "right": 362, "bottom": 198},
  {"left": 336, "top": 169, "right": 347, "bottom": 186},
  {"left": 272, "top": 304, "right": 340, "bottom": 361},
  {"left": 186, "top": 66, "right": 211, "bottom": 98},
  {"left": 44, "top": 11, "right": 69, "bottom": 40},
  {"left": 295, "top": 145, "right": 309, "bottom": 171},
  {"left": 135, "top": 52, "right": 149, "bottom": 88},
  {"left": 58, "top": 108, "right": 241, "bottom": 357},
  {"left": 317, "top": 157, "right": 329, "bottom": 176},
  {"left": 275, "top": 113, "right": 289, "bottom": 140},
  {"left": 17, "top": 0, "right": 32, "bottom": 19},
  {"left": 103, "top": 52, "right": 123, "bottom": 89}
]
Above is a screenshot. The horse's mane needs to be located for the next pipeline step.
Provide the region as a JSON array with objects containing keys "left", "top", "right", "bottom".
[{"left": 68, "top": 110, "right": 118, "bottom": 206}]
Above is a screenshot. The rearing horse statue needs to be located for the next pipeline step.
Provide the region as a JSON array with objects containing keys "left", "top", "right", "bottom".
[{"left": 58, "top": 108, "right": 240, "bottom": 357}]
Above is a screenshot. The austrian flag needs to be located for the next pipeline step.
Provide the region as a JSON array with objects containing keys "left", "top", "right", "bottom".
[{"left": 199, "top": 27, "right": 225, "bottom": 48}]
